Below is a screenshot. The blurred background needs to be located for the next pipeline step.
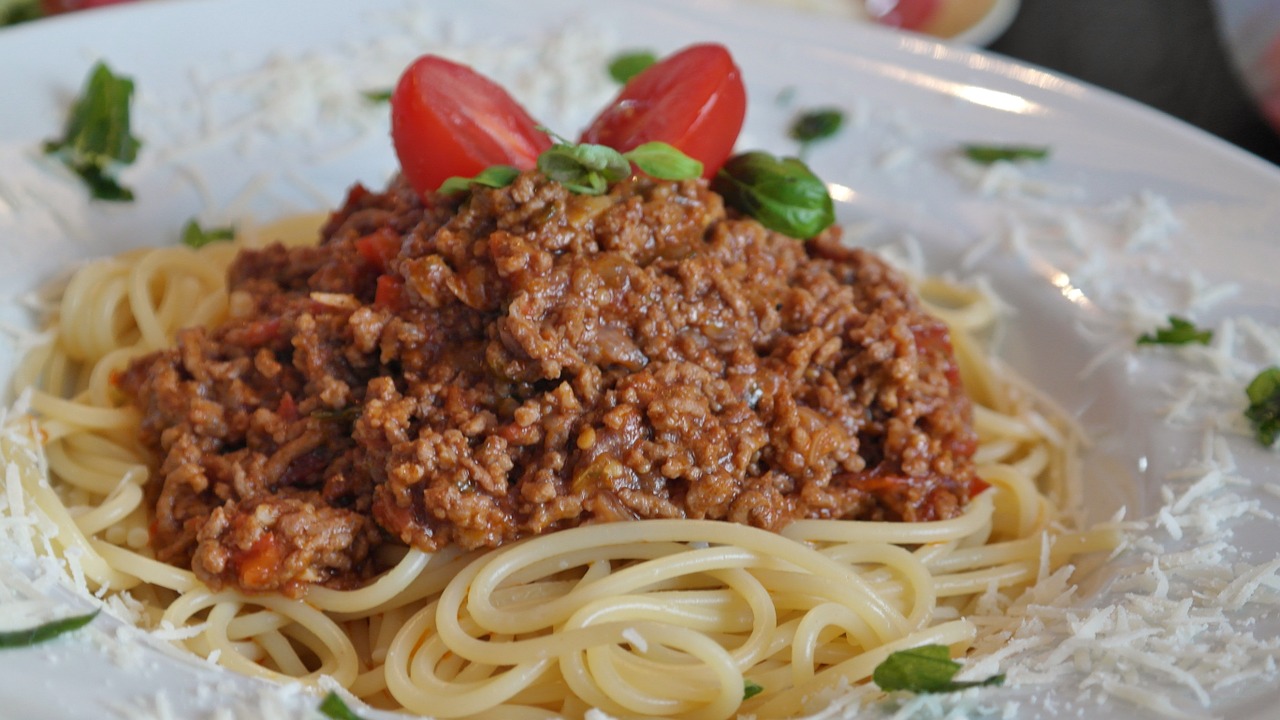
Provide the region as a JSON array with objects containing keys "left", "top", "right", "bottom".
[
  {"left": 5, "top": 0, "right": 1280, "bottom": 166},
  {"left": 991, "top": 0, "right": 1280, "bottom": 167}
]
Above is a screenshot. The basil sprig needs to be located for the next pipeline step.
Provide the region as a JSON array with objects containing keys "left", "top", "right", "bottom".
[
  {"left": 961, "top": 144, "right": 1050, "bottom": 165},
  {"left": 536, "top": 135, "right": 702, "bottom": 196},
  {"left": 438, "top": 165, "right": 520, "bottom": 195},
  {"left": 607, "top": 50, "right": 657, "bottom": 84},
  {"left": 873, "top": 644, "right": 1005, "bottom": 694},
  {"left": 181, "top": 219, "right": 235, "bottom": 249},
  {"left": 1245, "top": 366, "right": 1280, "bottom": 448},
  {"left": 538, "top": 142, "right": 632, "bottom": 195},
  {"left": 711, "top": 151, "right": 834, "bottom": 240},
  {"left": 0, "top": 609, "right": 99, "bottom": 649},
  {"left": 318, "top": 692, "right": 365, "bottom": 720},
  {"left": 1137, "top": 316, "right": 1212, "bottom": 346},
  {"left": 43, "top": 62, "right": 142, "bottom": 202}
]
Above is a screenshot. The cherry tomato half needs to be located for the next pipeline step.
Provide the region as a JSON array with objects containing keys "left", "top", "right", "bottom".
[
  {"left": 391, "top": 55, "right": 551, "bottom": 196},
  {"left": 580, "top": 43, "right": 746, "bottom": 179}
]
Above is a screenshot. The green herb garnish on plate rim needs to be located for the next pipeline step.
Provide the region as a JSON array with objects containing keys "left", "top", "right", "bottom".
[
  {"left": 1245, "top": 366, "right": 1280, "bottom": 448},
  {"left": 872, "top": 644, "right": 1005, "bottom": 694},
  {"left": 961, "top": 143, "right": 1050, "bottom": 165},
  {"left": 1137, "top": 316, "right": 1213, "bottom": 346},
  {"left": 43, "top": 62, "right": 142, "bottom": 202},
  {"left": 180, "top": 219, "right": 236, "bottom": 249},
  {"left": 0, "top": 609, "right": 100, "bottom": 649}
]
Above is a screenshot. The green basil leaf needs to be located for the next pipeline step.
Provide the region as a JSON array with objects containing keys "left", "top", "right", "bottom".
[
  {"left": 538, "top": 147, "right": 589, "bottom": 182},
  {"left": 361, "top": 88, "right": 392, "bottom": 103},
  {"left": 1, "top": 0, "right": 42, "bottom": 26},
  {"left": 608, "top": 50, "right": 657, "bottom": 84},
  {"left": 1245, "top": 366, "right": 1280, "bottom": 447},
  {"left": 71, "top": 162, "right": 134, "bottom": 202},
  {"left": 961, "top": 144, "right": 1050, "bottom": 165},
  {"left": 44, "top": 62, "right": 142, "bottom": 202},
  {"left": 538, "top": 143, "right": 629, "bottom": 196},
  {"left": 560, "top": 172, "right": 609, "bottom": 196},
  {"left": 570, "top": 143, "right": 631, "bottom": 179},
  {"left": 318, "top": 692, "right": 365, "bottom": 720},
  {"left": 624, "top": 142, "right": 703, "bottom": 180},
  {"left": 743, "top": 679, "right": 765, "bottom": 700},
  {"left": 0, "top": 610, "right": 99, "bottom": 649},
  {"left": 1137, "top": 316, "right": 1212, "bottom": 346},
  {"left": 712, "top": 151, "right": 834, "bottom": 240},
  {"left": 181, "top": 219, "right": 235, "bottom": 249},
  {"left": 789, "top": 108, "right": 844, "bottom": 144},
  {"left": 438, "top": 165, "right": 520, "bottom": 195},
  {"left": 873, "top": 644, "right": 1005, "bottom": 694}
]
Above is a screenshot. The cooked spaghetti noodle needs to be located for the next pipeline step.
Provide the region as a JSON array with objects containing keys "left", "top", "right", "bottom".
[{"left": 0, "top": 214, "right": 1118, "bottom": 719}]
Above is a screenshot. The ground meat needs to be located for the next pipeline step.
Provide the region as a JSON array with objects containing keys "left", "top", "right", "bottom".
[{"left": 119, "top": 171, "right": 977, "bottom": 596}]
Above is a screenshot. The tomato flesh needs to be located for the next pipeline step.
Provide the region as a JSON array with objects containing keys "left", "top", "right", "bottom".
[
  {"left": 355, "top": 228, "right": 401, "bottom": 272},
  {"left": 235, "top": 533, "right": 283, "bottom": 591},
  {"left": 391, "top": 55, "right": 550, "bottom": 196},
  {"left": 580, "top": 43, "right": 746, "bottom": 179}
]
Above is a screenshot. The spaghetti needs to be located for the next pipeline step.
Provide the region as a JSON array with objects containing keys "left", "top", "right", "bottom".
[{"left": 0, "top": 212, "right": 1118, "bottom": 719}]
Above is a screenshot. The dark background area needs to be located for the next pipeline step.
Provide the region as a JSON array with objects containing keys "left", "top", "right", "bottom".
[{"left": 988, "top": 0, "right": 1280, "bottom": 166}]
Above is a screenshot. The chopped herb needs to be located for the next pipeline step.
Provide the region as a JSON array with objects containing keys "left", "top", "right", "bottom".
[
  {"left": 0, "top": 610, "right": 99, "bottom": 649},
  {"left": 872, "top": 644, "right": 1005, "bottom": 694},
  {"left": 43, "top": 62, "right": 142, "bottom": 201},
  {"left": 181, "top": 219, "right": 235, "bottom": 249},
  {"left": 789, "top": 108, "right": 844, "bottom": 145},
  {"left": 1, "top": 0, "right": 42, "bottom": 26},
  {"left": 438, "top": 165, "right": 520, "bottom": 195},
  {"left": 1245, "top": 366, "right": 1280, "bottom": 448},
  {"left": 743, "top": 679, "right": 765, "bottom": 700},
  {"left": 961, "top": 144, "right": 1050, "bottom": 165},
  {"left": 607, "top": 50, "right": 657, "bottom": 84},
  {"left": 361, "top": 88, "right": 393, "bottom": 103},
  {"left": 1137, "top": 316, "right": 1212, "bottom": 346},
  {"left": 318, "top": 691, "right": 365, "bottom": 720},
  {"left": 711, "top": 151, "right": 834, "bottom": 240}
]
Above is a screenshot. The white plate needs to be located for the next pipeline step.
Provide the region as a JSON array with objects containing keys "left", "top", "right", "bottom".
[{"left": 1, "top": 0, "right": 1279, "bottom": 718}]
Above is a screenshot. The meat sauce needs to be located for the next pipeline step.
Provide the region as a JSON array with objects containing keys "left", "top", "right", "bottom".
[{"left": 120, "top": 172, "right": 977, "bottom": 596}]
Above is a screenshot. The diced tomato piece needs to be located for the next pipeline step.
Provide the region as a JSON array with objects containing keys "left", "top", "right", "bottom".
[
  {"left": 236, "top": 533, "right": 283, "bottom": 590},
  {"left": 276, "top": 393, "right": 298, "bottom": 422},
  {"left": 374, "top": 274, "right": 405, "bottom": 311},
  {"left": 970, "top": 476, "right": 990, "bottom": 495},
  {"left": 229, "top": 318, "right": 282, "bottom": 347},
  {"left": 355, "top": 228, "right": 402, "bottom": 273}
]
